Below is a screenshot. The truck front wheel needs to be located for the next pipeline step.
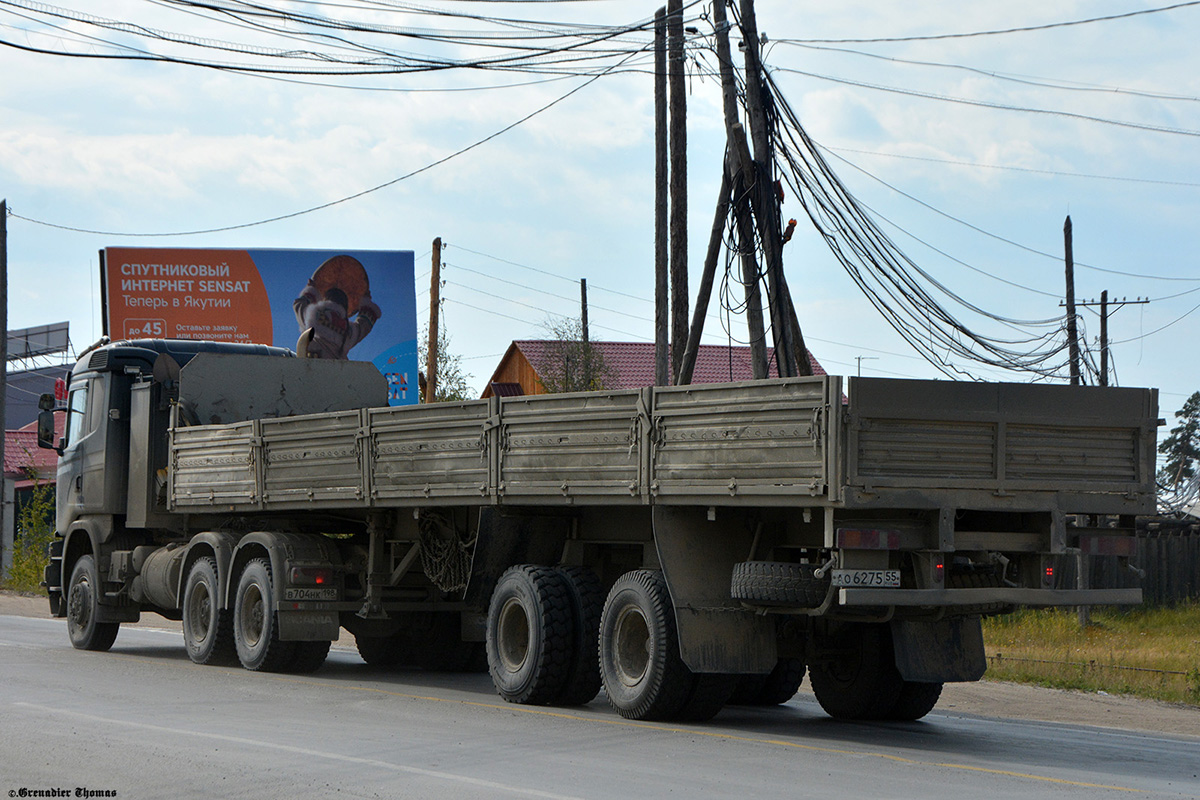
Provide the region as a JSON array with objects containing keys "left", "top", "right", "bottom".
[
  {"left": 233, "top": 558, "right": 295, "bottom": 672},
  {"left": 66, "top": 555, "right": 119, "bottom": 652},
  {"left": 486, "top": 565, "right": 573, "bottom": 705},
  {"left": 183, "top": 557, "right": 237, "bottom": 666}
]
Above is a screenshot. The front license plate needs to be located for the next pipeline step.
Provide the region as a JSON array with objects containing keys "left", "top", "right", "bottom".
[
  {"left": 831, "top": 569, "right": 901, "bottom": 588},
  {"left": 284, "top": 587, "right": 338, "bottom": 601}
]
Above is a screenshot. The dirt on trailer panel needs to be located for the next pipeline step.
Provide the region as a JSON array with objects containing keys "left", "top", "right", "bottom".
[{"left": 4, "top": 590, "right": 1195, "bottom": 738}]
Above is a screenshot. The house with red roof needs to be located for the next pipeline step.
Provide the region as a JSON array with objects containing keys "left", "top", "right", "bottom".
[
  {"left": 2, "top": 414, "right": 62, "bottom": 580},
  {"left": 482, "top": 341, "right": 826, "bottom": 398}
]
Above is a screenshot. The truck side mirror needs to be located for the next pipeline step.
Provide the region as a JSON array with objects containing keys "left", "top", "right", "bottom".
[{"left": 37, "top": 409, "right": 62, "bottom": 455}]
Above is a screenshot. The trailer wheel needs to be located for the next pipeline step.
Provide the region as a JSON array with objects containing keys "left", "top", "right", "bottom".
[
  {"left": 598, "top": 570, "right": 692, "bottom": 721},
  {"left": 486, "top": 565, "right": 573, "bottom": 704},
  {"left": 731, "top": 561, "right": 829, "bottom": 608},
  {"left": 66, "top": 555, "right": 119, "bottom": 652},
  {"left": 888, "top": 681, "right": 943, "bottom": 721},
  {"left": 182, "top": 557, "right": 237, "bottom": 666},
  {"left": 287, "top": 640, "right": 331, "bottom": 674},
  {"left": 233, "top": 558, "right": 296, "bottom": 672},
  {"left": 675, "top": 672, "right": 737, "bottom": 721},
  {"left": 730, "top": 658, "right": 807, "bottom": 706},
  {"left": 809, "top": 623, "right": 902, "bottom": 720},
  {"left": 554, "top": 566, "right": 604, "bottom": 706},
  {"left": 356, "top": 634, "right": 403, "bottom": 666}
]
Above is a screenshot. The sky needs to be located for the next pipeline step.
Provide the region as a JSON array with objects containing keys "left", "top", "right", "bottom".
[{"left": 1, "top": 0, "right": 1198, "bottom": 424}]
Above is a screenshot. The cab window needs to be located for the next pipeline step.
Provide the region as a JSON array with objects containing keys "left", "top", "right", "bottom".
[{"left": 65, "top": 384, "right": 89, "bottom": 448}]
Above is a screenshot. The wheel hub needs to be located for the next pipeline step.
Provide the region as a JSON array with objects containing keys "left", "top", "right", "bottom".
[
  {"left": 613, "top": 605, "right": 651, "bottom": 687},
  {"left": 496, "top": 597, "right": 530, "bottom": 672}
]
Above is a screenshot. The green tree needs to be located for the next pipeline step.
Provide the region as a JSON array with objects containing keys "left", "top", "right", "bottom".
[
  {"left": 1158, "top": 391, "right": 1200, "bottom": 488},
  {"left": 537, "top": 316, "right": 613, "bottom": 394},
  {"left": 4, "top": 469, "right": 56, "bottom": 594},
  {"left": 419, "top": 325, "right": 476, "bottom": 402}
]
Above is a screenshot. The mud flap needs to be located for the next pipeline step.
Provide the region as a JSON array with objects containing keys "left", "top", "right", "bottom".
[
  {"left": 890, "top": 616, "right": 987, "bottom": 683},
  {"left": 653, "top": 506, "right": 776, "bottom": 674},
  {"left": 462, "top": 508, "right": 570, "bottom": 611},
  {"left": 278, "top": 610, "right": 340, "bottom": 641}
]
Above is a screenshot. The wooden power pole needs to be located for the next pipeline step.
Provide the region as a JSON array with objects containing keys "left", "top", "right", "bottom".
[
  {"left": 1064, "top": 216, "right": 1081, "bottom": 386},
  {"left": 426, "top": 237, "right": 441, "bottom": 403},
  {"left": 580, "top": 278, "right": 589, "bottom": 343},
  {"left": 667, "top": 0, "right": 688, "bottom": 383},
  {"left": 654, "top": 7, "right": 669, "bottom": 386}
]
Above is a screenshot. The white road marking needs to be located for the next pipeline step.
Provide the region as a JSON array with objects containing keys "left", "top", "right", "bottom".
[{"left": 14, "top": 702, "right": 587, "bottom": 800}]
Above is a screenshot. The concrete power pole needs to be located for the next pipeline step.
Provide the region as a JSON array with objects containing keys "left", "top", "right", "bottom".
[{"left": 426, "top": 237, "right": 441, "bottom": 403}]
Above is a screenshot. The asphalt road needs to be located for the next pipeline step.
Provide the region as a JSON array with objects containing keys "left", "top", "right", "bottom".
[{"left": 2, "top": 615, "right": 1197, "bottom": 800}]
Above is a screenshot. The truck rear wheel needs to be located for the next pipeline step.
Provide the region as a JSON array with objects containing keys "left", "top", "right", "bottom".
[
  {"left": 66, "top": 555, "right": 119, "bottom": 652},
  {"left": 598, "top": 570, "right": 692, "bottom": 721},
  {"left": 183, "top": 557, "right": 237, "bottom": 666},
  {"left": 809, "top": 623, "right": 902, "bottom": 720},
  {"left": 888, "top": 681, "right": 943, "bottom": 721},
  {"left": 233, "top": 558, "right": 296, "bottom": 672},
  {"left": 554, "top": 566, "right": 604, "bottom": 706},
  {"left": 356, "top": 633, "right": 403, "bottom": 666},
  {"left": 730, "top": 658, "right": 807, "bottom": 706},
  {"left": 288, "top": 640, "right": 331, "bottom": 674},
  {"left": 486, "top": 565, "right": 573, "bottom": 705}
]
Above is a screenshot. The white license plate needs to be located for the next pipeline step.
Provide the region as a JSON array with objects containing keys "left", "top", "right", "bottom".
[
  {"left": 284, "top": 587, "right": 338, "bottom": 601},
  {"left": 831, "top": 569, "right": 901, "bottom": 588}
]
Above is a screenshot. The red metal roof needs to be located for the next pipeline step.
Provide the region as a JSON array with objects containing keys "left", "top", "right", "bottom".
[
  {"left": 509, "top": 340, "right": 826, "bottom": 390},
  {"left": 7, "top": 412, "right": 63, "bottom": 487}
]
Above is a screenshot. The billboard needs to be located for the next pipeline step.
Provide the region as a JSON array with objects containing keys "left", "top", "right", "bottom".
[{"left": 102, "top": 247, "right": 417, "bottom": 405}]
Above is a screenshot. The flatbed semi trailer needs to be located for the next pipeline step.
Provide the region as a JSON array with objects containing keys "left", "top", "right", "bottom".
[{"left": 38, "top": 339, "right": 1157, "bottom": 722}]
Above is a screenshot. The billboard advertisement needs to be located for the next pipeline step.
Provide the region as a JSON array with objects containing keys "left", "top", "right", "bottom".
[{"left": 102, "top": 247, "right": 417, "bottom": 405}]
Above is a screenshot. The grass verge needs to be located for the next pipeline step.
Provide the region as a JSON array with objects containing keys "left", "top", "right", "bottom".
[{"left": 982, "top": 604, "right": 1200, "bottom": 706}]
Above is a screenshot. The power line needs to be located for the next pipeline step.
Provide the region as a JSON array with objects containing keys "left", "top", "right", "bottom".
[
  {"left": 6, "top": 56, "right": 628, "bottom": 236},
  {"left": 773, "top": 66, "right": 1200, "bottom": 139},
  {"left": 781, "top": 1, "right": 1200, "bottom": 44},
  {"left": 825, "top": 146, "right": 1200, "bottom": 190}
]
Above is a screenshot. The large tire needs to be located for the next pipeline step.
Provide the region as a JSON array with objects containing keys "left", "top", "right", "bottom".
[
  {"left": 233, "top": 558, "right": 296, "bottom": 672},
  {"left": 182, "top": 557, "right": 237, "bottom": 666},
  {"left": 731, "top": 657, "right": 807, "bottom": 706},
  {"left": 731, "top": 561, "right": 829, "bottom": 608},
  {"left": 598, "top": 570, "right": 693, "bottom": 721},
  {"left": 675, "top": 673, "right": 737, "bottom": 722},
  {"left": 288, "top": 640, "right": 331, "bottom": 674},
  {"left": 356, "top": 633, "right": 403, "bottom": 666},
  {"left": 888, "top": 681, "right": 943, "bottom": 721},
  {"left": 486, "top": 565, "right": 574, "bottom": 705},
  {"left": 66, "top": 555, "right": 119, "bottom": 652},
  {"left": 809, "top": 623, "right": 902, "bottom": 720},
  {"left": 555, "top": 566, "right": 604, "bottom": 706}
]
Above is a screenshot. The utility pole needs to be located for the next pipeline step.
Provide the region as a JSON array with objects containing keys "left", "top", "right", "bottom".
[
  {"left": 654, "top": 6, "right": 669, "bottom": 387},
  {"left": 1063, "top": 216, "right": 1081, "bottom": 386},
  {"left": 580, "top": 278, "right": 589, "bottom": 344},
  {"left": 425, "top": 237, "right": 441, "bottom": 403},
  {"left": 739, "top": 0, "right": 796, "bottom": 378},
  {"left": 855, "top": 356, "right": 878, "bottom": 377},
  {"left": 712, "top": 0, "right": 768, "bottom": 379},
  {"left": 1, "top": 200, "right": 7, "bottom": 574},
  {"left": 667, "top": 0, "right": 688, "bottom": 383},
  {"left": 1072, "top": 292, "right": 1150, "bottom": 387},
  {"left": 678, "top": 169, "right": 733, "bottom": 385},
  {"left": 1100, "top": 290, "right": 1107, "bottom": 386}
]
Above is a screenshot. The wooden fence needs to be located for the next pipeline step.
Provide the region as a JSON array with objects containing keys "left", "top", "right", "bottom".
[{"left": 1063, "top": 523, "right": 1200, "bottom": 607}]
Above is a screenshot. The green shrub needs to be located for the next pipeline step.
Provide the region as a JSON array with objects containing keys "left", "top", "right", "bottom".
[{"left": 4, "top": 472, "right": 55, "bottom": 594}]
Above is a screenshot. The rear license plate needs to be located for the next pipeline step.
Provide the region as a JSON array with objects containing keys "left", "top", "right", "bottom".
[
  {"left": 831, "top": 569, "right": 901, "bottom": 588},
  {"left": 284, "top": 588, "right": 338, "bottom": 601}
]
